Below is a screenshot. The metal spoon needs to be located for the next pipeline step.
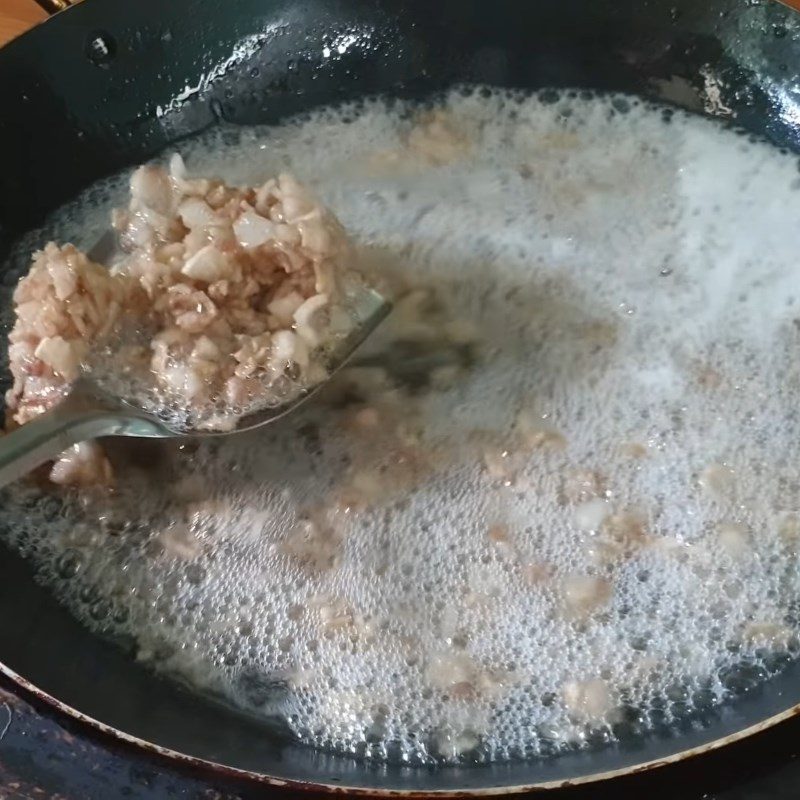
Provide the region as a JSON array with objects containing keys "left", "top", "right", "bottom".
[{"left": 0, "top": 284, "right": 391, "bottom": 489}]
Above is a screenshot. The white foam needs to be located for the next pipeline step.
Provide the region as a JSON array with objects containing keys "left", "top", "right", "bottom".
[{"left": 3, "top": 86, "right": 800, "bottom": 765}]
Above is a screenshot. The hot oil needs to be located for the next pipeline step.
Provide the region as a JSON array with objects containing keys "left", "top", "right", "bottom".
[{"left": 2, "top": 87, "right": 800, "bottom": 764}]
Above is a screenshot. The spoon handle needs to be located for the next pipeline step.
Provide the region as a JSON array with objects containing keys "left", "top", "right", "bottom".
[{"left": 0, "top": 406, "right": 167, "bottom": 489}]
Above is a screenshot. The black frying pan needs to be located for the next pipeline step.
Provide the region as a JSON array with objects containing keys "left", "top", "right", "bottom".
[{"left": 2, "top": 0, "right": 800, "bottom": 794}]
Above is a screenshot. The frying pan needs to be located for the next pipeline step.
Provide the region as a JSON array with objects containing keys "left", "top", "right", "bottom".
[{"left": 2, "top": 0, "right": 800, "bottom": 794}]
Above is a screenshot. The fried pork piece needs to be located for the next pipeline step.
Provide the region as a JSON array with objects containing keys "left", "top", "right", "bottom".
[
  {"left": 5, "top": 157, "right": 358, "bottom": 486},
  {"left": 114, "top": 156, "right": 349, "bottom": 413},
  {"left": 5, "top": 243, "right": 131, "bottom": 487}
]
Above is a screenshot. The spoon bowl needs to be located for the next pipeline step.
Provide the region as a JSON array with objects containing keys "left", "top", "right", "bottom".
[{"left": 0, "top": 284, "right": 391, "bottom": 488}]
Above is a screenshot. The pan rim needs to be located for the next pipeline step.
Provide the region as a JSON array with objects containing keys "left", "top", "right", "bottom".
[{"left": 3, "top": 657, "right": 800, "bottom": 795}]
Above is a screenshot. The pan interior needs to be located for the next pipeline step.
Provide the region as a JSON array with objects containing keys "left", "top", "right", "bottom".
[{"left": 3, "top": 83, "right": 800, "bottom": 773}]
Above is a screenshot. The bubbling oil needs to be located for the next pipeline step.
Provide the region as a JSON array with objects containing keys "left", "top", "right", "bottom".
[{"left": 3, "top": 86, "right": 800, "bottom": 765}]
